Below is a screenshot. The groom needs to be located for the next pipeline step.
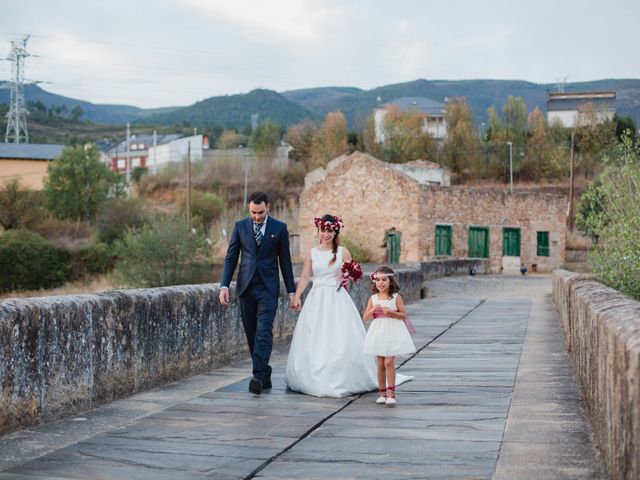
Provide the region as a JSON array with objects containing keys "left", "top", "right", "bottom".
[{"left": 219, "top": 191, "right": 296, "bottom": 395}]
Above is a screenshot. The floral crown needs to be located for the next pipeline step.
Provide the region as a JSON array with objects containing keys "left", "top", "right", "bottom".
[
  {"left": 313, "top": 216, "right": 344, "bottom": 232},
  {"left": 370, "top": 272, "right": 394, "bottom": 281}
]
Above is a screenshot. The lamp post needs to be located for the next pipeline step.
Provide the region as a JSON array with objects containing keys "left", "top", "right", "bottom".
[
  {"left": 239, "top": 145, "right": 250, "bottom": 207},
  {"left": 506, "top": 141, "right": 513, "bottom": 193}
]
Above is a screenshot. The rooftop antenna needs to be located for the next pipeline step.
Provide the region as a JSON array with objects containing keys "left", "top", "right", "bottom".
[
  {"left": 556, "top": 76, "right": 568, "bottom": 93},
  {"left": 3, "top": 35, "right": 35, "bottom": 143}
]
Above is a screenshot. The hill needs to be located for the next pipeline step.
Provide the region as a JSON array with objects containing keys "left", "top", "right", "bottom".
[
  {"left": 2, "top": 79, "right": 640, "bottom": 133},
  {"left": 142, "top": 88, "right": 318, "bottom": 129},
  {"left": 282, "top": 78, "right": 640, "bottom": 127},
  {"left": 0, "top": 83, "right": 178, "bottom": 124}
]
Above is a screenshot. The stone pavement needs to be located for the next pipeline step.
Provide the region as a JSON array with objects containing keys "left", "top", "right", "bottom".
[{"left": 0, "top": 275, "right": 605, "bottom": 479}]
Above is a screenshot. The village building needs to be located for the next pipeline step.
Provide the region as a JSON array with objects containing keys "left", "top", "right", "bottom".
[
  {"left": 374, "top": 97, "right": 448, "bottom": 143},
  {"left": 105, "top": 133, "right": 209, "bottom": 174},
  {"left": 299, "top": 152, "right": 566, "bottom": 274},
  {"left": 0, "top": 143, "right": 65, "bottom": 189},
  {"left": 546, "top": 91, "right": 616, "bottom": 128}
]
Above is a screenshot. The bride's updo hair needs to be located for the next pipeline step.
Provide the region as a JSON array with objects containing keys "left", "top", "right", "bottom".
[{"left": 315, "top": 214, "right": 341, "bottom": 265}]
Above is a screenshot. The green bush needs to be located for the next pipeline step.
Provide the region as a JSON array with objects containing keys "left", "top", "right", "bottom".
[
  {"left": 114, "top": 216, "right": 211, "bottom": 288},
  {"left": 0, "top": 178, "right": 44, "bottom": 230},
  {"left": 585, "top": 133, "right": 640, "bottom": 300},
  {"left": 185, "top": 191, "right": 226, "bottom": 229},
  {"left": 95, "top": 197, "right": 149, "bottom": 244},
  {"left": 0, "top": 230, "right": 71, "bottom": 292},
  {"left": 79, "top": 243, "right": 114, "bottom": 275},
  {"left": 341, "top": 235, "right": 374, "bottom": 263}
]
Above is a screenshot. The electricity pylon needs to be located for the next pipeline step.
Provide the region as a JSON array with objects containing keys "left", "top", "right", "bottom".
[{"left": 3, "top": 35, "right": 32, "bottom": 143}]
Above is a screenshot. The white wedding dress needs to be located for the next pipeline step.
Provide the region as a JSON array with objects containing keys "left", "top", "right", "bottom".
[{"left": 285, "top": 246, "right": 411, "bottom": 397}]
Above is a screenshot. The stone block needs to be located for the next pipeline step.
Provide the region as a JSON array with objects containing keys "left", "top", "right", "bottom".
[{"left": 0, "top": 300, "right": 41, "bottom": 433}]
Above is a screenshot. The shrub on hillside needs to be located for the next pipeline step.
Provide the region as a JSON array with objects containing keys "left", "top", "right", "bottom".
[
  {"left": 114, "top": 216, "right": 211, "bottom": 288},
  {"left": 0, "top": 230, "right": 71, "bottom": 292},
  {"left": 78, "top": 243, "right": 115, "bottom": 275},
  {"left": 0, "top": 178, "right": 44, "bottom": 230},
  {"left": 183, "top": 191, "right": 226, "bottom": 229},
  {"left": 30, "top": 216, "right": 92, "bottom": 249},
  {"left": 95, "top": 197, "right": 149, "bottom": 244}
]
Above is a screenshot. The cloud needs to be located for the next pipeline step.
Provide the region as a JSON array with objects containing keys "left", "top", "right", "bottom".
[{"left": 179, "top": 0, "right": 340, "bottom": 41}]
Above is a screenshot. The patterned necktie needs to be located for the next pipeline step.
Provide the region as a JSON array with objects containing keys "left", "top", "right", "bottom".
[{"left": 253, "top": 222, "right": 263, "bottom": 246}]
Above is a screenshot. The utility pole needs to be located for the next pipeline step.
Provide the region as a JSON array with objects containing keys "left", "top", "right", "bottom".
[
  {"left": 4, "top": 35, "right": 32, "bottom": 143},
  {"left": 568, "top": 131, "right": 575, "bottom": 229},
  {"left": 186, "top": 141, "right": 191, "bottom": 227},
  {"left": 507, "top": 141, "right": 513, "bottom": 193},
  {"left": 152, "top": 130, "right": 157, "bottom": 175},
  {"left": 125, "top": 122, "right": 131, "bottom": 187}
]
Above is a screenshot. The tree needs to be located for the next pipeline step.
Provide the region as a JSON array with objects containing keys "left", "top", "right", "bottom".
[
  {"left": 249, "top": 119, "right": 281, "bottom": 161},
  {"left": 378, "top": 106, "right": 436, "bottom": 163},
  {"left": 43, "top": 145, "right": 124, "bottom": 221},
  {"left": 486, "top": 106, "right": 504, "bottom": 142},
  {"left": 0, "top": 178, "right": 43, "bottom": 230},
  {"left": 442, "top": 98, "right": 481, "bottom": 176},
  {"left": 503, "top": 96, "right": 528, "bottom": 142},
  {"left": 70, "top": 105, "right": 84, "bottom": 121},
  {"left": 217, "top": 129, "right": 247, "bottom": 149},
  {"left": 582, "top": 133, "right": 640, "bottom": 300},
  {"left": 574, "top": 103, "right": 616, "bottom": 178},
  {"left": 309, "top": 111, "right": 348, "bottom": 170},
  {"left": 285, "top": 119, "right": 319, "bottom": 167},
  {"left": 614, "top": 114, "right": 637, "bottom": 142}
]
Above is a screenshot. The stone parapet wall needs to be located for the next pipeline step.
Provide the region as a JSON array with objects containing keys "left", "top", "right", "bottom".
[
  {"left": 552, "top": 269, "right": 640, "bottom": 480},
  {"left": 0, "top": 259, "right": 483, "bottom": 436}
]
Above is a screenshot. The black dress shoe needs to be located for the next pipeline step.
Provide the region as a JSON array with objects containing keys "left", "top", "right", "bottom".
[
  {"left": 263, "top": 375, "right": 272, "bottom": 389},
  {"left": 249, "top": 378, "right": 263, "bottom": 395}
]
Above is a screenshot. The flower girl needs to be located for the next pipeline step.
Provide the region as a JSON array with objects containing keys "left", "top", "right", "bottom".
[{"left": 363, "top": 266, "right": 416, "bottom": 405}]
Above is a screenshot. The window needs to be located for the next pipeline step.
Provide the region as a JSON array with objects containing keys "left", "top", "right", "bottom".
[
  {"left": 503, "top": 228, "right": 521, "bottom": 256},
  {"left": 435, "top": 225, "right": 452, "bottom": 256},
  {"left": 468, "top": 227, "right": 489, "bottom": 258},
  {"left": 537, "top": 231, "right": 550, "bottom": 256}
]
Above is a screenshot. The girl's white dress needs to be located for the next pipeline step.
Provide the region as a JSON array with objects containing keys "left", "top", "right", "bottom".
[
  {"left": 363, "top": 293, "right": 417, "bottom": 356},
  {"left": 285, "top": 247, "right": 410, "bottom": 397}
]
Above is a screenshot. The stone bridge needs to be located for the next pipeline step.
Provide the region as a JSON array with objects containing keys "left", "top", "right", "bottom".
[{"left": 0, "top": 262, "right": 637, "bottom": 479}]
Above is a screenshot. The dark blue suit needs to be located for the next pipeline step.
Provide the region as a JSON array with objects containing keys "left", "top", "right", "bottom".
[{"left": 221, "top": 216, "right": 296, "bottom": 381}]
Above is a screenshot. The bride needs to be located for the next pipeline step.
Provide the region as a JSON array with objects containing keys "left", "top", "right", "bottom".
[{"left": 286, "top": 214, "right": 410, "bottom": 397}]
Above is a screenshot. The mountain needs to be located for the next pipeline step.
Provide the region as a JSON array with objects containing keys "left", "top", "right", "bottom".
[
  {"left": 2, "top": 79, "right": 640, "bottom": 131},
  {"left": 142, "top": 88, "right": 318, "bottom": 129},
  {"left": 0, "top": 83, "right": 178, "bottom": 124},
  {"left": 282, "top": 79, "right": 640, "bottom": 127}
]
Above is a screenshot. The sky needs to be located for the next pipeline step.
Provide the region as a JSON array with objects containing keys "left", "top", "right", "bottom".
[{"left": 1, "top": 0, "right": 639, "bottom": 109}]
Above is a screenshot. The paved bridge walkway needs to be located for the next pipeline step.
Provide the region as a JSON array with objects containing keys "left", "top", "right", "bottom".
[{"left": 0, "top": 275, "right": 604, "bottom": 479}]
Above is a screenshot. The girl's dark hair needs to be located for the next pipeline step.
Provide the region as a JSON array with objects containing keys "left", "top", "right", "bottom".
[
  {"left": 319, "top": 214, "right": 340, "bottom": 265},
  {"left": 370, "top": 265, "right": 401, "bottom": 296}
]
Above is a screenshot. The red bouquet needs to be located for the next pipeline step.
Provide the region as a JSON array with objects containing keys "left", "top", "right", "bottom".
[{"left": 337, "top": 261, "right": 363, "bottom": 291}]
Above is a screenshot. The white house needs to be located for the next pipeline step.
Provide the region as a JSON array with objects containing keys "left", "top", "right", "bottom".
[
  {"left": 546, "top": 91, "right": 616, "bottom": 128},
  {"left": 374, "top": 97, "right": 447, "bottom": 143},
  {"left": 146, "top": 134, "right": 209, "bottom": 173}
]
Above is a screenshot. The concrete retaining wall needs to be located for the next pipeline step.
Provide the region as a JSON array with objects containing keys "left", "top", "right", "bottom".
[
  {"left": 552, "top": 269, "right": 640, "bottom": 480},
  {"left": 1, "top": 259, "right": 483, "bottom": 435}
]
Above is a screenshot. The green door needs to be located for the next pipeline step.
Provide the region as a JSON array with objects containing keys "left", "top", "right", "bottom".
[
  {"left": 503, "top": 228, "right": 521, "bottom": 256},
  {"left": 386, "top": 231, "right": 401, "bottom": 263},
  {"left": 435, "top": 225, "right": 452, "bottom": 256},
  {"left": 468, "top": 227, "right": 489, "bottom": 258},
  {"left": 537, "top": 231, "right": 550, "bottom": 256}
]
